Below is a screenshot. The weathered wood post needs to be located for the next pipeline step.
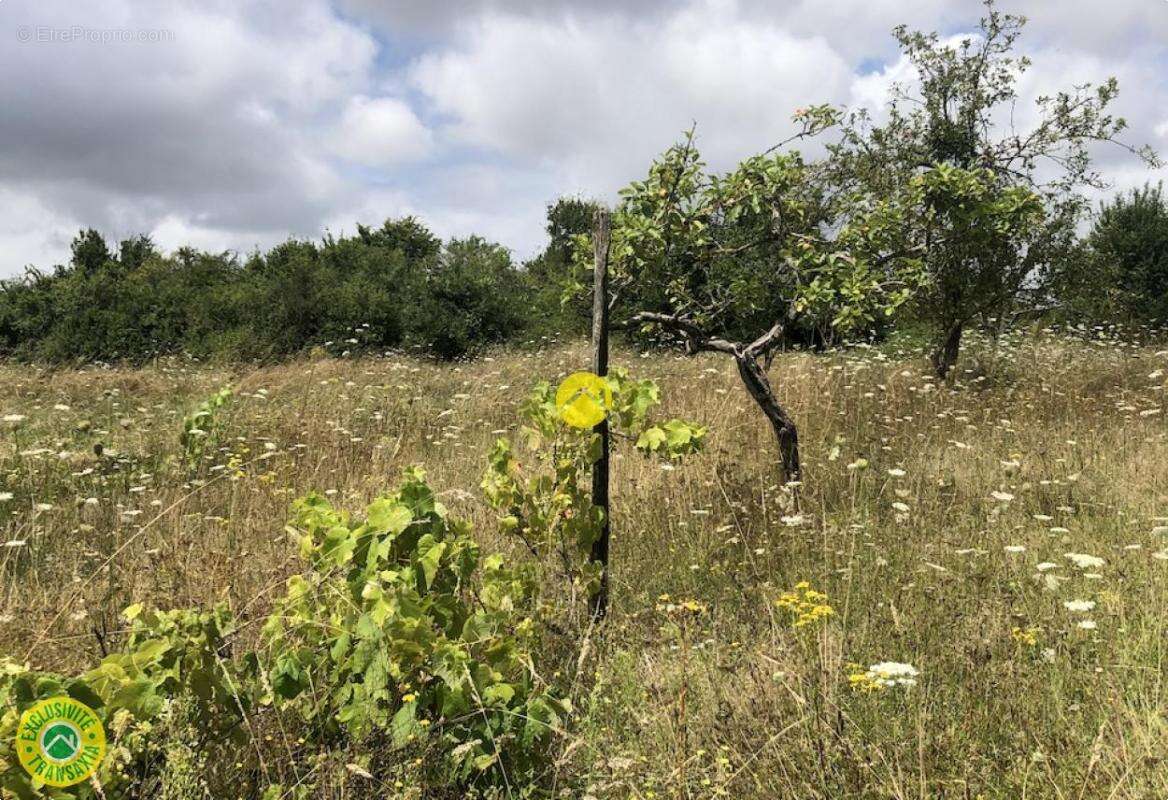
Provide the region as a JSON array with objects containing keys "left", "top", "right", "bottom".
[{"left": 589, "top": 209, "right": 612, "bottom": 619}]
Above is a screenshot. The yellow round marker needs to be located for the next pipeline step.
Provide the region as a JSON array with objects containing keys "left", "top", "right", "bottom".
[
  {"left": 555, "top": 372, "right": 612, "bottom": 429},
  {"left": 16, "top": 696, "right": 107, "bottom": 788}
]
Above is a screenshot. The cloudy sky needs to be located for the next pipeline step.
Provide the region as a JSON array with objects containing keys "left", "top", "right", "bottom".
[{"left": 1, "top": 0, "right": 1166, "bottom": 276}]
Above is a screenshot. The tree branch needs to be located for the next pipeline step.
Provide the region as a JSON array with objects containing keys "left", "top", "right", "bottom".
[{"left": 626, "top": 311, "right": 739, "bottom": 355}]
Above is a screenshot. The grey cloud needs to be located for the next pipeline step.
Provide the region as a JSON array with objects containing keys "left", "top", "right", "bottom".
[
  {"left": 0, "top": 0, "right": 1163, "bottom": 275},
  {"left": 335, "top": 0, "right": 678, "bottom": 38},
  {"left": 0, "top": 0, "right": 378, "bottom": 269}
]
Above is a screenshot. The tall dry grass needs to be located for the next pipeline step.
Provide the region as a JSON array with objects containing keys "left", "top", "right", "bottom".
[{"left": 1, "top": 328, "right": 1166, "bottom": 798}]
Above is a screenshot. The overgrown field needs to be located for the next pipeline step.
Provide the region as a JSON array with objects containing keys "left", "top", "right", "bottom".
[{"left": 1, "top": 331, "right": 1167, "bottom": 799}]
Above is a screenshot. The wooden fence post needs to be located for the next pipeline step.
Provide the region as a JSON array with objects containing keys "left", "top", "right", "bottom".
[{"left": 589, "top": 209, "right": 612, "bottom": 619}]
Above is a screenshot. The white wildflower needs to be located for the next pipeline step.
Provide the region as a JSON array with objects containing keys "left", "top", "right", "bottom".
[
  {"left": 1064, "top": 553, "right": 1105, "bottom": 570},
  {"left": 865, "top": 662, "right": 919, "bottom": 688}
]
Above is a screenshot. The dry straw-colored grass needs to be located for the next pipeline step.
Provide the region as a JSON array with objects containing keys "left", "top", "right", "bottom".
[{"left": 1, "top": 329, "right": 1166, "bottom": 798}]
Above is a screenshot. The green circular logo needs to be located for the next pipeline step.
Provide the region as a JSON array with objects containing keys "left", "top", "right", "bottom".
[
  {"left": 16, "top": 697, "right": 107, "bottom": 788},
  {"left": 42, "top": 721, "right": 81, "bottom": 762}
]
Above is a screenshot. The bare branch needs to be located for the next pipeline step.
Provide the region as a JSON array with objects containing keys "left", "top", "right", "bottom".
[{"left": 626, "top": 311, "right": 739, "bottom": 355}]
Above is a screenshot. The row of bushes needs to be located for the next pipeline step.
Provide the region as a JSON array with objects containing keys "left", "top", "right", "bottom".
[{"left": 0, "top": 213, "right": 590, "bottom": 364}]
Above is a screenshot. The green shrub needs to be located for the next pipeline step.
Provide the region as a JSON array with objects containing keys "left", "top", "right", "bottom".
[
  {"left": 263, "top": 467, "right": 566, "bottom": 786},
  {"left": 0, "top": 469, "right": 565, "bottom": 798}
]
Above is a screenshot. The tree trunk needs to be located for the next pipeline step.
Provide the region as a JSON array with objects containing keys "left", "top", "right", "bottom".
[
  {"left": 733, "top": 352, "right": 800, "bottom": 482},
  {"left": 932, "top": 323, "right": 963, "bottom": 380}
]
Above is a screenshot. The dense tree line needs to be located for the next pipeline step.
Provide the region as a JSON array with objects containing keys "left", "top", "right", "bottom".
[{"left": 0, "top": 212, "right": 594, "bottom": 363}]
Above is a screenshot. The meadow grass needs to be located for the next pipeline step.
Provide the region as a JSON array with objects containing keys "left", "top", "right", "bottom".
[{"left": 1, "top": 330, "right": 1166, "bottom": 798}]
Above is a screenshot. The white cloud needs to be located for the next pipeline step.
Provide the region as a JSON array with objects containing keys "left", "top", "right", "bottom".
[
  {"left": 332, "top": 96, "right": 435, "bottom": 167},
  {"left": 411, "top": 1, "right": 854, "bottom": 198}
]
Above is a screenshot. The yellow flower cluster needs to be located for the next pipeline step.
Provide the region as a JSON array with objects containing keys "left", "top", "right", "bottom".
[
  {"left": 656, "top": 594, "right": 708, "bottom": 615},
  {"left": 774, "top": 581, "right": 834, "bottom": 628},
  {"left": 1011, "top": 626, "right": 1040, "bottom": 647},
  {"left": 847, "top": 669, "right": 886, "bottom": 693}
]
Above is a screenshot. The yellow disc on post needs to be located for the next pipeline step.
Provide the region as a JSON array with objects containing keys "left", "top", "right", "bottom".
[
  {"left": 555, "top": 372, "right": 612, "bottom": 429},
  {"left": 16, "top": 696, "right": 107, "bottom": 788}
]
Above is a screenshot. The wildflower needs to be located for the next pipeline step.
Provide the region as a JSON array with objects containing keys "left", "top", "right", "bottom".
[
  {"left": 1064, "top": 553, "right": 1105, "bottom": 570},
  {"left": 849, "top": 661, "right": 919, "bottom": 691},
  {"left": 891, "top": 501, "right": 910, "bottom": 513},
  {"left": 2, "top": 413, "right": 27, "bottom": 425},
  {"left": 1077, "top": 620, "right": 1097, "bottom": 630},
  {"left": 774, "top": 582, "right": 834, "bottom": 628},
  {"left": 1004, "top": 545, "right": 1026, "bottom": 554},
  {"left": 0, "top": 492, "right": 13, "bottom": 502},
  {"left": 887, "top": 468, "right": 906, "bottom": 477},
  {"left": 1063, "top": 600, "right": 1096, "bottom": 612},
  {"left": 656, "top": 596, "right": 707, "bottom": 615},
  {"left": 1035, "top": 562, "right": 1058, "bottom": 572},
  {"left": 1011, "top": 626, "right": 1039, "bottom": 647},
  {"left": 990, "top": 491, "right": 1015, "bottom": 502}
]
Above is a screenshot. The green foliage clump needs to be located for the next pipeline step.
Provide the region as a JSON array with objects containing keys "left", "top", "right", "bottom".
[
  {"left": 581, "top": 119, "right": 921, "bottom": 349},
  {"left": 264, "top": 467, "right": 566, "bottom": 785},
  {"left": 0, "top": 467, "right": 565, "bottom": 798},
  {"left": 407, "top": 237, "right": 529, "bottom": 360},
  {"left": 1064, "top": 183, "right": 1168, "bottom": 325},
  {"left": 830, "top": 1, "right": 1158, "bottom": 375},
  {"left": 522, "top": 197, "right": 602, "bottom": 339},
  {"left": 0, "top": 604, "right": 248, "bottom": 799},
  {"left": 179, "top": 386, "right": 232, "bottom": 468},
  {"left": 0, "top": 218, "right": 534, "bottom": 364}
]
